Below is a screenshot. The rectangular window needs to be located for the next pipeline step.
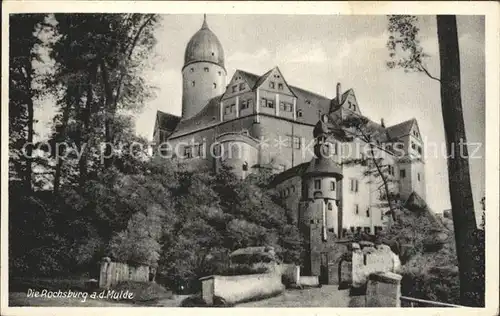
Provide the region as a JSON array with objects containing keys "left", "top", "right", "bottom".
[
  {"left": 204, "top": 67, "right": 209, "bottom": 72},
  {"left": 231, "top": 104, "right": 235, "bottom": 113},
  {"left": 418, "top": 173, "right": 421, "bottom": 181},
  {"left": 350, "top": 179, "right": 358, "bottom": 192},
  {"left": 247, "top": 99, "right": 253, "bottom": 108},
  {"left": 352, "top": 104, "right": 356, "bottom": 111},
  {"left": 330, "top": 142, "right": 338, "bottom": 155},
  {"left": 287, "top": 103, "right": 293, "bottom": 112},
  {"left": 314, "top": 179, "right": 321, "bottom": 190},
  {"left": 240, "top": 100, "right": 248, "bottom": 110},
  {"left": 364, "top": 227, "right": 371, "bottom": 234},
  {"left": 224, "top": 106, "right": 230, "bottom": 115},
  {"left": 400, "top": 169, "right": 406, "bottom": 178},
  {"left": 184, "top": 147, "right": 192, "bottom": 158},
  {"left": 418, "top": 146, "right": 422, "bottom": 154},
  {"left": 388, "top": 165, "right": 395, "bottom": 176},
  {"left": 366, "top": 208, "right": 370, "bottom": 217},
  {"left": 269, "top": 81, "right": 275, "bottom": 89},
  {"left": 355, "top": 204, "right": 359, "bottom": 215},
  {"left": 261, "top": 98, "right": 274, "bottom": 108},
  {"left": 239, "top": 83, "right": 245, "bottom": 91},
  {"left": 279, "top": 164, "right": 286, "bottom": 172},
  {"left": 411, "top": 142, "right": 416, "bottom": 150},
  {"left": 330, "top": 181, "right": 335, "bottom": 191},
  {"left": 278, "top": 83, "right": 284, "bottom": 90},
  {"left": 293, "top": 136, "right": 301, "bottom": 149},
  {"left": 279, "top": 102, "right": 285, "bottom": 111},
  {"left": 232, "top": 85, "right": 237, "bottom": 93}
]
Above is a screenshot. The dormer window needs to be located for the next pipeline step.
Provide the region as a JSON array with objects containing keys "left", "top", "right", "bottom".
[{"left": 314, "top": 179, "right": 321, "bottom": 190}]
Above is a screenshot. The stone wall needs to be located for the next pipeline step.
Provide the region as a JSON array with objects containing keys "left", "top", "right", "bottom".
[
  {"left": 351, "top": 243, "right": 400, "bottom": 288},
  {"left": 200, "top": 273, "right": 284, "bottom": 305},
  {"left": 99, "top": 257, "right": 151, "bottom": 289}
]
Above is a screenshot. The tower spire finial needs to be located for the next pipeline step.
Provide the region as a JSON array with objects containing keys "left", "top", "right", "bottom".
[{"left": 201, "top": 14, "right": 208, "bottom": 29}]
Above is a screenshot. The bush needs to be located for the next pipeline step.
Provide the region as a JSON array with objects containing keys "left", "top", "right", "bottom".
[{"left": 220, "top": 265, "right": 268, "bottom": 276}]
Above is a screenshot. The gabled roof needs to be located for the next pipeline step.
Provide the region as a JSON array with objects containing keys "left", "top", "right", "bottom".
[
  {"left": 253, "top": 68, "right": 273, "bottom": 89},
  {"left": 168, "top": 95, "right": 222, "bottom": 138},
  {"left": 155, "top": 111, "right": 181, "bottom": 133},
  {"left": 386, "top": 118, "right": 417, "bottom": 140},
  {"left": 237, "top": 70, "right": 261, "bottom": 89},
  {"left": 269, "top": 162, "right": 310, "bottom": 186},
  {"left": 330, "top": 89, "right": 354, "bottom": 111}
]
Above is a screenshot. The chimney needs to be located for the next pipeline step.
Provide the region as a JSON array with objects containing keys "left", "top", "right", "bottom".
[
  {"left": 336, "top": 82, "right": 341, "bottom": 104},
  {"left": 381, "top": 118, "right": 386, "bottom": 128}
]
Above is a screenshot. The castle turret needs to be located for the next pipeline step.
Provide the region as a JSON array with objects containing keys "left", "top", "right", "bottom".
[
  {"left": 302, "top": 114, "right": 343, "bottom": 238},
  {"left": 182, "top": 15, "right": 227, "bottom": 119}
]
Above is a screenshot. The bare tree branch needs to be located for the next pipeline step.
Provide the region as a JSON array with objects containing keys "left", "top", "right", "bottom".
[{"left": 418, "top": 61, "right": 441, "bottom": 82}]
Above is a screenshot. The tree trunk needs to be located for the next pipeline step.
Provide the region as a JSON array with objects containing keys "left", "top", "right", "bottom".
[
  {"left": 436, "top": 15, "right": 483, "bottom": 307},
  {"left": 79, "top": 67, "right": 96, "bottom": 186},
  {"left": 53, "top": 90, "right": 74, "bottom": 197},
  {"left": 25, "top": 64, "right": 34, "bottom": 192},
  {"left": 100, "top": 59, "right": 114, "bottom": 169}
]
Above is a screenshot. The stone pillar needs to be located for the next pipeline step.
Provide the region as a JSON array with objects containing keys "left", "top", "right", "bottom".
[
  {"left": 99, "top": 257, "right": 111, "bottom": 289},
  {"left": 366, "top": 272, "right": 402, "bottom": 307},
  {"left": 200, "top": 276, "right": 215, "bottom": 305}
]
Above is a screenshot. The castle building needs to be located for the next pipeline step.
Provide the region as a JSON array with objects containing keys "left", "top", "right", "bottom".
[{"left": 153, "top": 16, "right": 427, "bottom": 284}]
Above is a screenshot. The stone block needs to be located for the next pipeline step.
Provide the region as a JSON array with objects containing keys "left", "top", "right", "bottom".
[{"left": 365, "top": 272, "right": 402, "bottom": 307}]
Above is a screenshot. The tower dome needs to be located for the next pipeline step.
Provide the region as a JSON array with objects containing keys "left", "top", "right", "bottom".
[{"left": 183, "top": 15, "right": 225, "bottom": 70}]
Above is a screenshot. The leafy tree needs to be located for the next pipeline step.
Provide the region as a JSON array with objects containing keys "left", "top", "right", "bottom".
[
  {"left": 47, "top": 14, "right": 160, "bottom": 194},
  {"left": 9, "top": 14, "right": 49, "bottom": 191},
  {"left": 110, "top": 204, "right": 164, "bottom": 266},
  {"left": 337, "top": 115, "right": 401, "bottom": 222},
  {"left": 387, "top": 15, "right": 483, "bottom": 306}
]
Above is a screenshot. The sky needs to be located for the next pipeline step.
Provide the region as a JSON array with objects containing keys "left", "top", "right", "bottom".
[{"left": 34, "top": 14, "right": 485, "bottom": 219}]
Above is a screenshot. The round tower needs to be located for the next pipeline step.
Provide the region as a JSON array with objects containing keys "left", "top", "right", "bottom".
[
  {"left": 302, "top": 115, "right": 343, "bottom": 238},
  {"left": 182, "top": 15, "right": 227, "bottom": 119}
]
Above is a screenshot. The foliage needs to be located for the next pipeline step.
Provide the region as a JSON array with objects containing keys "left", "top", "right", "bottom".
[
  {"left": 9, "top": 14, "right": 51, "bottom": 190},
  {"left": 379, "top": 205, "right": 461, "bottom": 304},
  {"left": 8, "top": 13, "right": 302, "bottom": 296},
  {"left": 110, "top": 204, "right": 164, "bottom": 267},
  {"left": 386, "top": 15, "right": 439, "bottom": 81}
]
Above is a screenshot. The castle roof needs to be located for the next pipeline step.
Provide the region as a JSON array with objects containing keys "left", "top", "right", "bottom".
[
  {"left": 303, "top": 156, "right": 343, "bottom": 179},
  {"left": 184, "top": 15, "right": 225, "bottom": 70},
  {"left": 155, "top": 110, "right": 181, "bottom": 134},
  {"left": 168, "top": 95, "right": 223, "bottom": 137},
  {"left": 386, "top": 118, "right": 417, "bottom": 140}
]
